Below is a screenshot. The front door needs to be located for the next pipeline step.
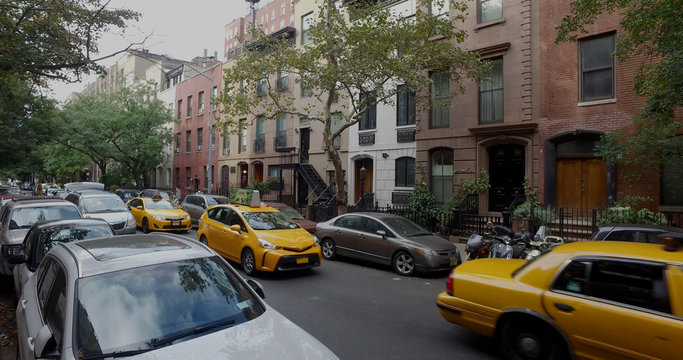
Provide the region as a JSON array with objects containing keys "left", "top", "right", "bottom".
[
  {"left": 556, "top": 158, "right": 606, "bottom": 210},
  {"left": 489, "top": 144, "right": 525, "bottom": 212},
  {"left": 300, "top": 128, "right": 310, "bottom": 163}
]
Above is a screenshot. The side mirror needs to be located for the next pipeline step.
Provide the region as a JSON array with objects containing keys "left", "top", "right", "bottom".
[
  {"left": 34, "top": 324, "right": 59, "bottom": 358},
  {"left": 376, "top": 230, "right": 386, "bottom": 237},
  {"left": 136, "top": 206, "right": 143, "bottom": 210},
  {"left": 247, "top": 279, "right": 265, "bottom": 299},
  {"left": 230, "top": 224, "right": 242, "bottom": 232},
  {"left": 8, "top": 254, "right": 26, "bottom": 265}
]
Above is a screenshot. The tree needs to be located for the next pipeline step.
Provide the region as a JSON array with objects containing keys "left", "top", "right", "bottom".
[
  {"left": 556, "top": 0, "right": 683, "bottom": 183},
  {"left": 0, "top": 0, "right": 140, "bottom": 85},
  {"left": 57, "top": 83, "right": 175, "bottom": 187},
  {"left": 217, "top": 0, "right": 488, "bottom": 214}
]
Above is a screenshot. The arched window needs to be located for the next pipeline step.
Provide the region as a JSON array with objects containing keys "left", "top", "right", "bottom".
[
  {"left": 395, "top": 157, "right": 415, "bottom": 187},
  {"left": 430, "top": 149, "right": 453, "bottom": 203}
]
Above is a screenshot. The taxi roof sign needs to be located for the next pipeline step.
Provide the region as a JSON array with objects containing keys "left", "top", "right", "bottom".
[{"left": 230, "top": 188, "right": 262, "bottom": 207}]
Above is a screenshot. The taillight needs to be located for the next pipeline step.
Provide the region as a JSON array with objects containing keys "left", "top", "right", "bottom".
[{"left": 446, "top": 271, "right": 455, "bottom": 294}]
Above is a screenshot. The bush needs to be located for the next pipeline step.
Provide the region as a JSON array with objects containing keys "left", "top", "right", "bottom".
[
  {"left": 597, "top": 206, "right": 667, "bottom": 225},
  {"left": 512, "top": 202, "right": 556, "bottom": 226}
]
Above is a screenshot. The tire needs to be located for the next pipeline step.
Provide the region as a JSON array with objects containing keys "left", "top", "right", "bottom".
[
  {"left": 141, "top": 218, "right": 150, "bottom": 233},
  {"left": 321, "top": 238, "right": 336, "bottom": 260},
  {"left": 199, "top": 235, "right": 208, "bottom": 246},
  {"left": 500, "top": 319, "right": 565, "bottom": 360},
  {"left": 392, "top": 251, "right": 415, "bottom": 276},
  {"left": 241, "top": 248, "right": 256, "bottom": 276}
]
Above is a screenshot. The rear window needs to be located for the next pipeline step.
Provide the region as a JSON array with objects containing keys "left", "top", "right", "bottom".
[{"left": 10, "top": 206, "right": 81, "bottom": 229}]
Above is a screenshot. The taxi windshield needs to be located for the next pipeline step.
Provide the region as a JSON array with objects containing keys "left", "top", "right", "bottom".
[
  {"left": 242, "top": 211, "right": 299, "bottom": 230},
  {"left": 143, "top": 199, "right": 175, "bottom": 210}
]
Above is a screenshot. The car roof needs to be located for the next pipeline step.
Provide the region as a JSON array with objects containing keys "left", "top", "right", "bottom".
[
  {"left": 6, "top": 197, "right": 76, "bottom": 207},
  {"left": 552, "top": 241, "right": 683, "bottom": 264},
  {"left": 34, "top": 218, "right": 110, "bottom": 229},
  {"left": 73, "top": 190, "right": 118, "bottom": 197},
  {"left": 57, "top": 234, "right": 213, "bottom": 277},
  {"left": 597, "top": 224, "right": 683, "bottom": 232},
  {"left": 210, "top": 203, "right": 279, "bottom": 213}
]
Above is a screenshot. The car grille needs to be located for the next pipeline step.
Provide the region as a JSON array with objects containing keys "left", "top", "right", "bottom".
[
  {"left": 165, "top": 216, "right": 185, "bottom": 221},
  {"left": 282, "top": 244, "right": 313, "bottom": 252},
  {"left": 110, "top": 222, "right": 125, "bottom": 230},
  {"left": 437, "top": 250, "right": 457, "bottom": 257}
]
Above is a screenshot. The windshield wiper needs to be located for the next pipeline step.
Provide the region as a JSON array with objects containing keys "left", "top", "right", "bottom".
[
  {"left": 80, "top": 348, "right": 152, "bottom": 359},
  {"left": 151, "top": 319, "right": 236, "bottom": 348}
]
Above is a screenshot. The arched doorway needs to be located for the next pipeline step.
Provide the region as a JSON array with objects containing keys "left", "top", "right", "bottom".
[
  {"left": 354, "top": 157, "right": 373, "bottom": 203},
  {"left": 488, "top": 144, "right": 525, "bottom": 212},
  {"left": 239, "top": 163, "right": 249, "bottom": 188}
]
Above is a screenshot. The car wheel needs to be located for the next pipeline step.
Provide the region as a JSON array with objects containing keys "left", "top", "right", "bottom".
[
  {"left": 392, "top": 251, "right": 415, "bottom": 276},
  {"left": 199, "top": 235, "right": 208, "bottom": 246},
  {"left": 500, "top": 319, "right": 565, "bottom": 360},
  {"left": 241, "top": 248, "right": 256, "bottom": 276},
  {"left": 321, "top": 238, "right": 336, "bottom": 260},
  {"left": 141, "top": 218, "right": 150, "bottom": 234}
]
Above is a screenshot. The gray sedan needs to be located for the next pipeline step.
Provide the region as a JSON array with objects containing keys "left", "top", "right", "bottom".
[{"left": 316, "top": 212, "right": 462, "bottom": 276}]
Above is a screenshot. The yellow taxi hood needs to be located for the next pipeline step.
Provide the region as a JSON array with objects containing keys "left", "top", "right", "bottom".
[
  {"left": 255, "top": 228, "right": 316, "bottom": 250},
  {"left": 147, "top": 209, "right": 188, "bottom": 218},
  {"left": 455, "top": 258, "right": 528, "bottom": 280}
]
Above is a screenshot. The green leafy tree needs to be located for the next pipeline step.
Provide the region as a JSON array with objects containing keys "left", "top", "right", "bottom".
[
  {"left": 556, "top": 0, "right": 683, "bottom": 184},
  {"left": 217, "top": 0, "right": 488, "bottom": 214},
  {"left": 41, "top": 143, "right": 90, "bottom": 182}
]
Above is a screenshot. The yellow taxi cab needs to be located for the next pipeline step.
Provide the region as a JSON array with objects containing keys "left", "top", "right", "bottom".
[
  {"left": 126, "top": 196, "right": 191, "bottom": 233},
  {"left": 197, "top": 189, "right": 321, "bottom": 275},
  {"left": 437, "top": 238, "right": 683, "bottom": 360}
]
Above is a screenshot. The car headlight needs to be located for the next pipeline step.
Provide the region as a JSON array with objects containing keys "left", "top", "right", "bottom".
[
  {"left": 152, "top": 215, "right": 166, "bottom": 221},
  {"left": 415, "top": 248, "right": 438, "bottom": 256},
  {"left": 126, "top": 215, "right": 136, "bottom": 227},
  {"left": 257, "top": 238, "right": 281, "bottom": 250},
  {"left": 183, "top": 215, "right": 190, "bottom": 220},
  {"left": 313, "top": 235, "right": 320, "bottom": 246}
]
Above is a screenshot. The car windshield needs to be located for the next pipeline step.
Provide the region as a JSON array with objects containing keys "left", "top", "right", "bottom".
[
  {"left": 0, "top": 187, "right": 22, "bottom": 195},
  {"left": 36, "top": 224, "right": 114, "bottom": 264},
  {"left": 275, "top": 206, "right": 304, "bottom": 220},
  {"left": 206, "top": 197, "right": 230, "bottom": 206},
  {"left": 9, "top": 206, "right": 81, "bottom": 229},
  {"left": 75, "top": 257, "right": 264, "bottom": 357},
  {"left": 81, "top": 196, "right": 127, "bottom": 213},
  {"left": 383, "top": 217, "right": 432, "bottom": 237},
  {"left": 143, "top": 199, "right": 175, "bottom": 210},
  {"left": 242, "top": 211, "right": 299, "bottom": 230}
]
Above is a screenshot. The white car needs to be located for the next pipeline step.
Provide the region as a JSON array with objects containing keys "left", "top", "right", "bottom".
[
  {"left": 16, "top": 233, "right": 338, "bottom": 360},
  {"left": 65, "top": 190, "right": 136, "bottom": 234}
]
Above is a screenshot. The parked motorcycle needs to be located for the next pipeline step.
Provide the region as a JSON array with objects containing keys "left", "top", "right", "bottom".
[
  {"left": 524, "top": 226, "right": 564, "bottom": 260},
  {"left": 464, "top": 233, "right": 491, "bottom": 261},
  {"left": 465, "top": 223, "right": 531, "bottom": 261}
]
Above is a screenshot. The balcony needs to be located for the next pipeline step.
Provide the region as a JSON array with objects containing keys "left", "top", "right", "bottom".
[
  {"left": 254, "top": 135, "right": 265, "bottom": 153},
  {"left": 359, "top": 132, "right": 375, "bottom": 146},
  {"left": 397, "top": 128, "right": 415, "bottom": 143}
]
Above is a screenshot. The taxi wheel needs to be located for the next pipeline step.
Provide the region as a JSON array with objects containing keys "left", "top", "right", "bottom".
[
  {"left": 392, "top": 251, "right": 415, "bottom": 276},
  {"left": 199, "top": 235, "right": 208, "bottom": 246},
  {"left": 141, "top": 218, "right": 150, "bottom": 233},
  {"left": 500, "top": 319, "right": 564, "bottom": 360},
  {"left": 321, "top": 238, "right": 336, "bottom": 260},
  {"left": 241, "top": 248, "right": 256, "bottom": 276}
]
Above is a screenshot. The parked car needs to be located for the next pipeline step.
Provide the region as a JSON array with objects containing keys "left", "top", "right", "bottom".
[
  {"left": 0, "top": 186, "right": 26, "bottom": 208},
  {"left": 592, "top": 223, "right": 683, "bottom": 244},
  {"left": 140, "top": 188, "right": 171, "bottom": 200},
  {"left": 20, "top": 182, "right": 34, "bottom": 192},
  {"left": 437, "top": 240, "right": 683, "bottom": 359},
  {"left": 63, "top": 181, "right": 104, "bottom": 192},
  {"left": 182, "top": 193, "right": 230, "bottom": 227},
  {"left": 316, "top": 212, "right": 461, "bottom": 276},
  {"left": 114, "top": 188, "right": 140, "bottom": 203},
  {"left": 65, "top": 190, "right": 136, "bottom": 234},
  {"left": 0, "top": 197, "right": 81, "bottom": 275},
  {"left": 265, "top": 202, "right": 317, "bottom": 233},
  {"left": 10, "top": 218, "right": 114, "bottom": 299},
  {"left": 15, "top": 233, "right": 339, "bottom": 360},
  {"left": 126, "top": 196, "right": 191, "bottom": 233},
  {"left": 197, "top": 204, "right": 321, "bottom": 275}
]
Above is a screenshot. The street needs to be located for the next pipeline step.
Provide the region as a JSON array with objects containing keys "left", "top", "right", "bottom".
[{"left": 0, "top": 228, "right": 503, "bottom": 360}]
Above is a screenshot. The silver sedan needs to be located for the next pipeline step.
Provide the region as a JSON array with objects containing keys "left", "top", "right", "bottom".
[{"left": 316, "top": 212, "right": 462, "bottom": 276}]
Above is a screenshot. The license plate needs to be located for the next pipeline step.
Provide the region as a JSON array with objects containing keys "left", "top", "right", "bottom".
[
  {"left": 450, "top": 258, "right": 458, "bottom": 266},
  {"left": 172, "top": 221, "right": 180, "bottom": 226},
  {"left": 296, "top": 257, "right": 309, "bottom": 264}
]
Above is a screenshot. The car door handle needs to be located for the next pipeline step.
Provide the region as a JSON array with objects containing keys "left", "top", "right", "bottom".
[
  {"left": 27, "top": 336, "right": 35, "bottom": 352},
  {"left": 554, "top": 303, "right": 574, "bottom": 312},
  {"left": 21, "top": 299, "right": 27, "bottom": 309}
]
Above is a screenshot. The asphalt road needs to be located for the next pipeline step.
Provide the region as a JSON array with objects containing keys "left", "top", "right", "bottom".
[{"left": 1, "top": 228, "right": 504, "bottom": 360}]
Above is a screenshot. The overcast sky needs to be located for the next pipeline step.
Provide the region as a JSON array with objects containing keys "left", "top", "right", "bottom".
[{"left": 48, "top": 0, "right": 260, "bottom": 103}]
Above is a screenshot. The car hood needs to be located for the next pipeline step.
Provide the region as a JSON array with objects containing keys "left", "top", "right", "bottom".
[
  {"left": 255, "top": 228, "right": 316, "bottom": 250},
  {"left": 455, "top": 258, "right": 528, "bottom": 279},
  {"left": 129, "top": 308, "right": 338, "bottom": 360},
  {"left": 147, "top": 209, "right": 188, "bottom": 218},
  {"left": 403, "top": 233, "right": 456, "bottom": 251},
  {"left": 293, "top": 219, "right": 317, "bottom": 232},
  {"left": 84, "top": 211, "right": 131, "bottom": 223}
]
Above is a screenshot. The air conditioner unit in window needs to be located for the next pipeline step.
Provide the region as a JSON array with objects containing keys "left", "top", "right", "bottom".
[
  {"left": 197, "top": 145, "right": 203, "bottom": 151},
  {"left": 175, "top": 148, "right": 180, "bottom": 153},
  {"left": 222, "top": 149, "right": 230, "bottom": 156}
]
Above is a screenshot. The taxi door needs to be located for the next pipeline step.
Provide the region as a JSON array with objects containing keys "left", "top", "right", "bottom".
[
  {"left": 127, "top": 198, "right": 144, "bottom": 226},
  {"left": 542, "top": 258, "right": 682, "bottom": 360},
  {"left": 222, "top": 209, "right": 249, "bottom": 262}
]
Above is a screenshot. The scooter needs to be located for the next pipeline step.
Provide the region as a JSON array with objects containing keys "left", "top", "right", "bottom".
[{"left": 524, "top": 226, "right": 564, "bottom": 260}]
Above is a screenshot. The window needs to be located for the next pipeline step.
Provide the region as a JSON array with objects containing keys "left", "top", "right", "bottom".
[
  {"left": 256, "top": 77, "right": 267, "bottom": 96},
  {"left": 579, "top": 33, "right": 615, "bottom": 102},
  {"left": 301, "top": 71, "right": 312, "bottom": 97},
  {"left": 268, "top": 165, "right": 281, "bottom": 178},
  {"left": 43, "top": 265, "right": 67, "bottom": 347},
  {"left": 552, "top": 259, "right": 671, "bottom": 314},
  {"left": 430, "top": 0, "right": 449, "bottom": 20},
  {"left": 222, "top": 125, "right": 231, "bottom": 156},
  {"left": 187, "top": 96, "right": 193, "bottom": 117},
  {"left": 478, "top": 0, "right": 502, "bottom": 24},
  {"left": 302, "top": 12, "right": 313, "bottom": 45},
  {"left": 255, "top": 115, "right": 266, "bottom": 153},
  {"left": 430, "top": 72, "right": 450, "bottom": 128},
  {"left": 175, "top": 168, "right": 180, "bottom": 188},
  {"left": 239, "top": 118, "right": 247, "bottom": 153},
  {"left": 661, "top": 136, "right": 683, "bottom": 206},
  {"left": 185, "top": 131, "right": 192, "bottom": 153},
  {"left": 359, "top": 93, "right": 376, "bottom": 131},
  {"left": 197, "top": 128, "right": 204, "bottom": 150},
  {"left": 397, "top": 85, "right": 416, "bottom": 126},
  {"left": 431, "top": 149, "right": 453, "bottom": 203},
  {"left": 276, "top": 113, "right": 287, "bottom": 149},
  {"left": 177, "top": 99, "right": 182, "bottom": 119},
  {"left": 395, "top": 157, "right": 415, "bottom": 187},
  {"left": 479, "top": 58, "right": 504, "bottom": 124},
  {"left": 331, "top": 112, "right": 342, "bottom": 149},
  {"left": 277, "top": 69, "right": 288, "bottom": 91},
  {"left": 210, "top": 129, "right": 215, "bottom": 150},
  {"left": 175, "top": 133, "right": 180, "bottom": 153},
  {"left": 185, "top": 167, "right": 191, "bottom": 187},
  {"left": 198, "top": 91, "right": 205, "bottom": 114}
]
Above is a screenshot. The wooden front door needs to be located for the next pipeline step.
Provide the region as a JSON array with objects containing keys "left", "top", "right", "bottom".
[{"left": 556, "top": 158, "right": 606, "bottom": 210}]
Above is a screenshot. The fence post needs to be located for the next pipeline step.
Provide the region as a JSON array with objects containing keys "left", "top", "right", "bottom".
[
  {"left": 559, "top": 208, "right": 565, "bottom": 239},
  {"left": 592, "top": 209, "right": 598, "bottom": 234}
]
